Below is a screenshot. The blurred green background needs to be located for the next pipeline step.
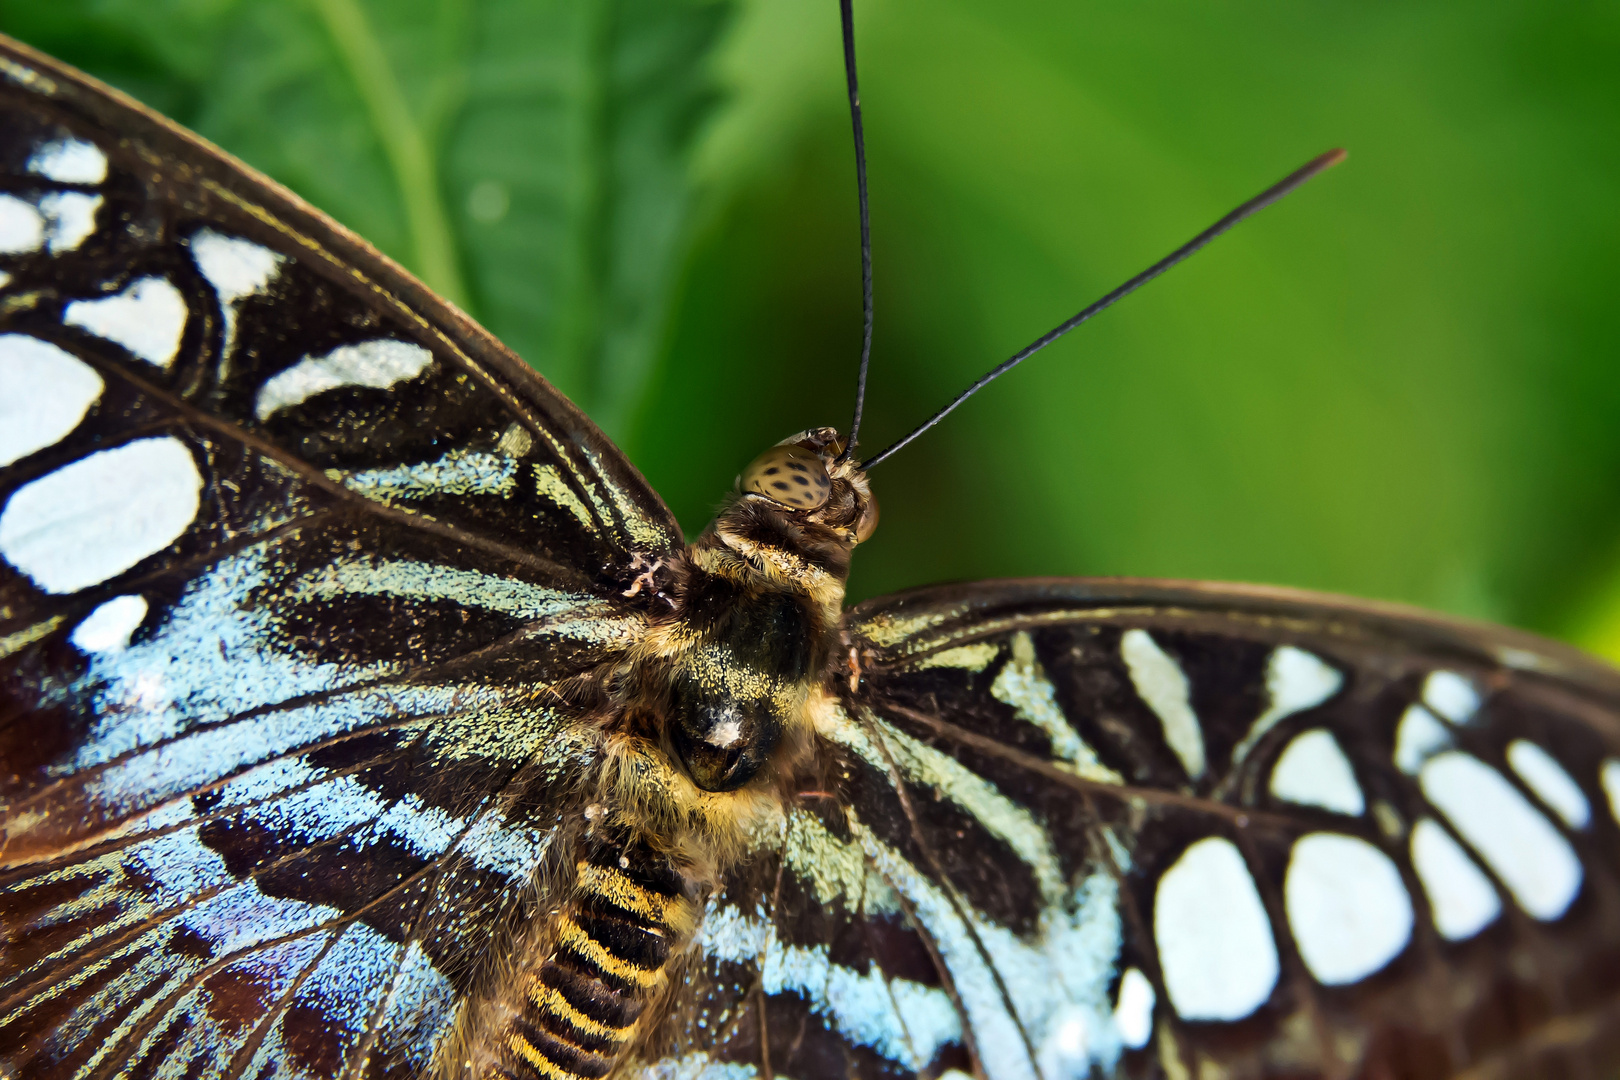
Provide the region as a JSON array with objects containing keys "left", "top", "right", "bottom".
[{"left": 6, "top": 0, "right": 1619, "bottom": 654}]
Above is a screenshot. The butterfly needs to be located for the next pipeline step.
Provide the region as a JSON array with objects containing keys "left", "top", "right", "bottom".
[{"left": 3, "top": 17, "right": 1620, "bottom": 1080}]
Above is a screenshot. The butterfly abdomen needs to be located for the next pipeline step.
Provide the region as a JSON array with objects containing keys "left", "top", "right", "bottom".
[{"left": 467, "top": 838, "right": 700, "bottom": 1080}]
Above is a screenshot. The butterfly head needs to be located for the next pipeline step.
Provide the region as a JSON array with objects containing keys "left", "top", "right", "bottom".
[{"left": 734, "top": 427, "right": 878, "bottom": 546}]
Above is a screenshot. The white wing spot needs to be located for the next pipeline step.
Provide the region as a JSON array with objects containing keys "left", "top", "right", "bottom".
[
  {"left": 28, "top": 138, "right": 108, "bottom": 184},
  {"left": 0, "top": 193, "right": 44, "bottom": 253},
  {"left": 1393, "top": 704, "right": 1450, "bottom": 775},
  {"left": 1285, "top": 833, "right": 1412, "bottom": 985},
  {"left": 1506, "top": 740, "right": 1590, "bottom": 829},
  {"left": 1270, "top": 728, "right": 1364, "bottom": 815},
  {"left": 1112, "top": 967, "right": 1155, "bottom": 1050},
  {"left": 1267, "top": 646, "right": 1343, "bottom": 711},
  {"left": 0, "top": 334, "right": 102, "bottom": 466},
  {"left": 1409, "top": 817, "right": 1500, "bottom": 941},
  {"left": 0, "top": 436, "right": 202, "bottom": 594},
  {"left": 70, "top": 594, "right": 148, "bottom": 654},
  {"left": 1421, "top": 751, "right": 1582, "bottom": 921},
  {"left": 1232, "top": 646, "right": 1343, "bottom": 766},
  {"left": 1604, "top": 759, "right": 1620, "bottom": 829},
  {"left": 190, "top": 229, "right": 282, "bottom": 302},
  {"left": 38, "top": 191, "right": 102, "bottom": 252},
  {"left": 1153, "top": 836, "right": 1278, "bottom": 1021},
  {"left": 64, "top": 277, "right": 188, "bottom": 369},
  {"left": 1121, "top": 628, "right": 1205, "bottom": 779},
  {"left": 1423, "top": 671, "right": 1481, "bottom": 723},
  {"left": 255, "top": 339, "right": 433, "bottom": 419},
  {"left": 189, "top": 229, "right": 284, "bottom": 364}
]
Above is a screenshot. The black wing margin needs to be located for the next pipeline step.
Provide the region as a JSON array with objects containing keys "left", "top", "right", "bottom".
[
  {"left": 664, "top": 579, "right": 1620, "bottom": 1080},
  {"left": 0, "top": 35, "right": 675, "bottom": 1080}
]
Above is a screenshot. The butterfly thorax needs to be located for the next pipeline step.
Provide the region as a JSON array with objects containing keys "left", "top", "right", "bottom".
[{"left": 629, "top": 427, "right": 875, "bottom": 799}]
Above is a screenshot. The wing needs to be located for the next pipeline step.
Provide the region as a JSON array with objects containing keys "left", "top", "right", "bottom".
[
  {"left": 661, "top": 579, "right": 1620, "bottom": 1080},
  {"left": 0, "top": 35, "right": 677, "bottom": 1079}
]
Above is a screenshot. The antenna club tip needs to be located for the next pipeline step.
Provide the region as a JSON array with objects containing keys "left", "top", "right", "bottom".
[{"left": 1319, "top": 147, "right": 1349, "bottom": 168}]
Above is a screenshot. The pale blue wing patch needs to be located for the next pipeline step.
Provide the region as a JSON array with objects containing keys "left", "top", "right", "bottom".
[
  {"left": 369, "top": 941, "right": 459, "bottom": 1072},
  {"left": 841, "top": 809, "right": 1126, "bottom": 1080},
  {"left": 287, "top": 556, "right": 604, "bottom": 625},
  {"left": 825, "top": 703, "right": 1069, "bottom": 908},
  {"left": 140, "top": 935, "right": 333, "bottom": 1077},
  {"left": 638, "top": 1054, "right": 761, "bottom": 1080},
  {"left": 20, "top": 543, "right": 612, "bottom": 847},
  {"left": 696, "top": 875, "right": 961, "bottom": 1073},
  {"left": 764, "top": 780, "right": 1133, "bottom": 1080},
  {"left": 336, "top": 448, "right": 521, "bottom": 503},
  {"left": 991, "top": 632, "right": 1122, "bottom": 784}
]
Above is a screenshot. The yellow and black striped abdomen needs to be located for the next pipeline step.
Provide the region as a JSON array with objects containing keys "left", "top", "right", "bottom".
[{"left": 494, "top": 843, "right": 697, "bottom": 1080}]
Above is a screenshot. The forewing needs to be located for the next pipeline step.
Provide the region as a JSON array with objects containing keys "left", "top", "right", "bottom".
[
  {"left": 699, "top": 579, "right": 1620, "bottom": 1080},
  {"left": 0, "top": 36, "right": 672, "bottom": 1078}
]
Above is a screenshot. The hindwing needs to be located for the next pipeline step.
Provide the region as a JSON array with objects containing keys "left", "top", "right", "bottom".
[
  {"left": 659, "top": 581, "right": 1620, "bottom": 1079},
  {"left": 0, "top": 35, "right": 675, "bottom": 1079}
]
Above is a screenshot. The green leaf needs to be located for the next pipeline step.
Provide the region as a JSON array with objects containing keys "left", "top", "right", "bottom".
[{"left": 0, "top": 0, "right": 729, "bottom": 437}]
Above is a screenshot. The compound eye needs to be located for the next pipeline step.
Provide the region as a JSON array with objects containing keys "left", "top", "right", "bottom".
[
  {"left": 741, "top": 444, "right": 831, "bottom": 510},
  {"left": 854, "top": 492, "right": 879, "bottom": 543}
]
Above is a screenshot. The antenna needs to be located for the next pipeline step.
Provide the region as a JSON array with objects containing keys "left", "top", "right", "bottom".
[
  {"left": 837, "top": 0, "right": 874, "bottom": 464},
  {"left": 860, "top": 148, "right": 1347, "bottom": 470}
]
